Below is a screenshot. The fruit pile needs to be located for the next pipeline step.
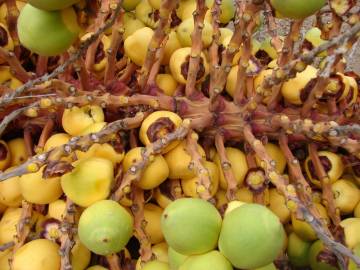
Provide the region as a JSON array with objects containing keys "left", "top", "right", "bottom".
[{"left": 0, "top": 0, "right": 359, "bottom": 269}]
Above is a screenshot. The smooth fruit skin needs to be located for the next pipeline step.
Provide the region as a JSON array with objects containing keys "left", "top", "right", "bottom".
[
  {"left": 179, "top": 250, "right": 233, "bottom": 270},
  {"left": 123, "top": 147, "right": 169, "bottom": 190},
  {"left": 142, "top": 261, "right": 169, "bottom": 270},
  {"left": 156, "top": 74, "right": 178, "bottom": 96},
  {"left": 17, "top": 4, "right": 80, "bottom": 56},
  {"left": 87, "top": 266, "right": 108, "bottom": 270},
  {"left": 0, "top": 172, "right": 22, "bottom": 207},
  {"left": 161, "top": 198, "right": 222, "bottom": 255},
  {"left": 168, "top": 247, "right": 188, "bottom": 270},
  {"left": 287, "top": 232, "right": 311, "bottom": 267},
  {"left": 270, "top": 0, "right": 326, "bottom": 19},
  {"left": 76, "top": 143, "right": 124, "bottom": 166},
  {"left": 349, "top": 244, "right": 360, "bottom": 270},
  {"left": 61, "top": 157, "right": 114, "bottom": 207},
  {"left": 28, "top": 0, "right": 80, "bottom": 11},
  {"left": 309, "top": 240, "right": 338, "bottom": 270},
  {"left": 71, "top": 236, "right": 91, "bottom": 270},
  {"left": 0, "top": 208, "right": 22, "bottom": 244},
  {"left": 122, "top": 0, "right": 141, "bottom": 11},
  {"left": 255, "top": 143, "right": 286, "bottom": 174},
  {"left": 340, "top": 218, "right": 360, "bottom": 249},
  {"left": 218, "top": 203, "right": 285, "bottom": 269},
  {"left": 7, "top": 138, "right": 28, "bottom": 166},
  {"left": 332, "top": 179, "right": 360, "bottom": 214},
  {"left": 13, "top": 239, "right": 60, "bottom": 270},
  {"left": 78, "top": 200, "right": 133, "bottom": 256},
  {"left": 143, "top": 203, "right": 164, "bottom": 244},
  {"left": 268, "top": 188, "right": 290, "bottom": 224},
  {"left": 176, "top": 18, "right": 213, "bottom": 48}
]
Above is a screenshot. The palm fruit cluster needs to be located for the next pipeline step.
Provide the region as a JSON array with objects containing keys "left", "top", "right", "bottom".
[{"left": 0, "top": 0, "right": 359, "bottom": 269}]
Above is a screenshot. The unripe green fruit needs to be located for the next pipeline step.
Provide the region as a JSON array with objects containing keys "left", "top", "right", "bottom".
[
  {"left": 252, "top": 263, "right": 277, "bottom": 270},
  {"left": 270, "top": 0, "right": 326, "bottom": 19},
  {"left": 219, "top": 203, "right": 285, "bottom": 269},
  {"left": 142, "top": 261, "right": 169, "bottom": 270},
  {"left": 28, "top": 0, "right": 80, "bottom": 11},
  {"left": 78, "top": 200, "right": 133, "bottom": 256},
  {"left": 161, "top": 198, "right": 222, "bottom": 255},
  {"left": 309, "top": 240, "right": 338, "bottom": 270},
  {"left": 168, "top": 247, "right": 188, "bottom": 270},
  {"left": 176, "top": 18, "right": 213, "bottom": 48},
  {"left": 349, "top": 244, "right": 360, "bottom": 270},
  {"left": 61, "top": 157, "right": 114, "bottom": 207},
  {"left": 17, "top": 4, "right": 80, "bottom": 56},
  {"left": 179, "top": 250, "right": 233, "bottom": 270},
  {"left": 13, "top": 239, "right": 61, "bottom": 270},
  {"left": 287, "top": 232, "right": 311, "bottom": 267},
  {"left": 122, "top": 0, "right": 141, "bottom": 11}
]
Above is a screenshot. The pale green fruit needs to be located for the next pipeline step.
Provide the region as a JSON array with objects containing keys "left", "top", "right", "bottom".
[
  {"left": 142, "top": 261, "right": 169, "bottom": 270},
  {"left": 349, "top": 244, "right": 360, "bottom": 270},
  {"left": 287, "top": 232, "right": 311, "bottom": 267},
  {"left": 78, "top": 200, "right": 133, "bottom": 256},
  {"left": 17, "top": 4, "right": 80, "bottom": 56},
  {"left": 179, "top": 250, "right": 233, "bottom": 270},
  {"left": 161, "top": 198, "right": 222, "bottom": 255},
  {"left": 86, "top": 266, "right": 108, "bottom": 270},
  {"left": 168, "top": 247, "right": 188, "bottom": 270},
  {"left": 61, "top": 157, "right": 114, "bottom": 207},
  {"left": 122, "top": 0, "right": 141, "bottom": 11},
  {"left": 252, "top": 263, "right": 277, "bottom": 270},
  {"left": 309, "top": 240, "right": 338, "bottom": 270},
  {"left": 28, "top": 0, "right": 80, "bottom": 10},
  {"left": 270, "top": 0, "right": 326, "bottom": 19},
  {"left": 219, "top": 203, "right": 285, "bottom": 269},
  {"left": 176, "top": 18, "right": 213, "bottom": 48}
]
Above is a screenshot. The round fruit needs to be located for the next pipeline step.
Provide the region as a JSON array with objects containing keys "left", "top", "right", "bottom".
[
  {"left": 44, "top": 133, "right": 70, "bottom": 151},
  {"left": 161, "top": 198, "right": 222, "bottom": 255},
  {"left": 270, "top": 0, "right": 326, "bottom": 19},
  {"left": 165, "top": 140, "right": 206, "bottom": 180},
  {"left": 156, "top": 74, "right": 178, "bottom": 96},
  {"left": 123, "top": 12, "right": 146, "bottom": 39},
  {"left": 340, "top": 218, "right": 360, "bottom": 249},
  {"left": 7, "top": 138, "right": 28, "bottom": 166},
  {"left": 87, "top": 266, "right": 108, "bottom": 270},
  {"left": 281, "top": 65, "right": 318, "bottom": 105},
  {"left": 255, "top": 143, "right": 286, "bottom": 174},
  {"left": 142, "top": 261, "right": 169, "bottom": 270},
  {"left": 349, "top": 244, "right": 360, "bottom": 270},
  {"left": 76, "top": 143, "right": 124, "bottom": 166},
  {"left": 28, "top": 0, "right": 80, "bottom": 10},
  {"left": 287, "top": 232, "right": 311, "bottom": 267},
  {"left": 179, "top": 250, "right": 232, "bottom": 270},
  {"left": 213, "top": 147, "right": 249, "bottom": 190},
  {"left": 162, "top": 31, "right": 182, "bottom": 65},
  {"left": 0, "top": 207, "right": 22, "bottom": 244},
  {"left": 218, "top": 203, "right": 285, "bottom": 269},
  {"left": 169, "top": 47, "right": 209, "bottom": 84},
  {"left": 47, "top": 199, "right": 66, "bottom": 220},
  {"left": 62, "top": 105, "right": 105, "bottom": 136},
  {"left": 17, "top": 4, "right": 80, "bottom": 56},
  {"left": 61, "top": 157, "right": 114, "bottom": 207},
  {"left": 71, "top": 236, "right": 91, "bottom": 270},
  {"left": 268, "top": 188, "right": 290, "bottom": 223},
  {"left": 0, "top": 170, "right": 22, "bottom": 207},
  {"left": 176, "top": 18, "right": 213, "bottom": 48},
  {"left": 143, "top": 203, "right": 164, "bottom": 244},
  {"left": 332, "top": 179, "right": 360, "bottom": 214},
  {"left": 135, "top": 0, "right": 158, "bottom": 28},
  {"left": 139, "top": 111, "right": 182, "bottom": 153},
  {"left": 304, "top": 151, "right": 344, "bottom": 187},
  {"left": 123, "top": 147, "right": 169, "bottom": 190},
  {"left": 168, "top": 247, "right": 188, "bottom": 270},
  {"left": 308, "top": 240, "right": 338, "bottom": 270},
  {"left": 122, "top": 0, "right": 141, "bottom": 11},
  {"left": 13, "top": 239, "right": 60, "bottom": 270},
  {"left": 0, "top": 140, "right": 10, "bottom": 171},
  {"left": 0, "top": 66, "right": 22, "bottom": 89},
  {"left": 78, "top": 200, "right": 133, "bottom": 255},
  {"left": 19, "top": 165, "right": 63, "bottom": 204}
]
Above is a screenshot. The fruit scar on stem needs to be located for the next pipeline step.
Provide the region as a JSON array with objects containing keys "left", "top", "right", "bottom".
[{"left": 0, "top": 113, "right": 144, "bottom": 181}]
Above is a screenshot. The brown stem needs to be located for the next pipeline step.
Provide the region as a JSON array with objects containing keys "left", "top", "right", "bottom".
[
  {"left": 107, "top": 254, "right": 122, "bottom": 270},
  {"left": 36, "top": 117, "right": 55, "bottom": 152},
  {"left": 36, "top": 56, "right": 48, "bottom": 77},
  {"left": 24, "top": 127, "right": 34, "bottom": 157},
  {"left": 0, "top": 47, "right": 31, "bottom": 82}
]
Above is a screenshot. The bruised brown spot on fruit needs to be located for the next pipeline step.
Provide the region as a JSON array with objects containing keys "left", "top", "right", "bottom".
[
  {"left": 102, "top": 238, "right": 109, "bottom": 243},
  {"left": 0, "top": 26, "right": 8, "bottom": 47},
  {"left": 255, "top": 50, "right": 272, "bottom": 66},
  {"left": 181, "top": 56, "right": 206, "bottom": 81},
  {"left": 317, "top": 248, "right": 338, "bottom": 267},
  {"left": 170, "top": 10, "right": 182, "bottom": 28},
  {"left": 308, "top": 156, "right": 332, "bottom": 179},
  {"left": 43, "top": 160, "right": 74, "bottom": 178},
  {"left": 0, "top": 143, "right": 8, "bottom": 161},
  {"left": 95, "top": 42, "right": 105, "bottom": 64},
  {"left": 300, "top": 78, "right": 317, "bottom": 103},
  {"left": 147, "top": 117, "right": 176, "bottom": 142},
  {"left": 153, "top": 9, "right": 160, "bottom": 22}
]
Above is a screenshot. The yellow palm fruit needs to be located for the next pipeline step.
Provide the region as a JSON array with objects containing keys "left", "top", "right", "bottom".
[
  {"left": 7, "top": 138, "right": 28, "bottom": 166},
  {"left": 156, "top": 74, "right": 178, "bottom": 96}
]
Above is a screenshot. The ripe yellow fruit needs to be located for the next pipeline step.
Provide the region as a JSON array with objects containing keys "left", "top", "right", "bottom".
[
  {"left": 268, "top": 188, "right": 290, "bottom": 224},
  {"left": 169, "top": 47, "right": 209, "bottom": 85},
  {"left": 44, "top": 133, "right": 71, "bottom": 151},
  {"left": 87, "top": 266, "right": 108, "bottom": 270},
  {"left": 123, "top": 147, "right": 169, "bottom": 189},
  {"left": 165, "top": 140, "right": 206, "bottom": 180},
  {"left": 0, "top": 207, "right": 22, "bottom": 244},
  {"left": 143, "top": 203, "right": 164, "bottom": 244},
  {"left": 71, "top": 236, "right": 91, "bottom": 270},
  {"left": 255, "top": 143, "right": 287, "bottom": 174},
  {"left": 13, "top": 239, "right": 61, "bottom": 270},
  {"left": 0, "top": 249, "right": 11, "bottom": 270},
  {"left": 156, "top": 74, "right": 178, "bottom": 96},
  {"left": 76, "top": 143, "right": 124, "bottom": 166},
  {"left": 176, "top": 18, "right": 213, "bottom": 48},
  {"left": 181, "top": 161, "right": 219, "bottom": 197},
  {"left": 0, "top": 169, "right": 22, "bottom": 207},
  {"left": 7, "top": 138, "right": 28, "bottom": 166},
  {"left": 332, "top": 179, "right": 360, "bottom": 214},
  {"left": 19, "top": 166, "right": 63, "bottom": 204},
  {"left": 162, "top": 31, "right": 182, "bottom": 65},
  {"left": 124, "top": 27, "right": 153, "bottom": 66},
  {"left": 139, "top": 111, "right": 182, "bottom": 153},
  {"left": 62, "top": 105, "right": 105, "bottom": 136},
  {"left": 0, "top": 66, "right": 22, "bottom": 89},
  {"left": 47, "top": 199, "right": 66, "bottom": 220},
  {"left": 81, "top": 33, "right": 111, "bottom": 72},
  {"left": 214, "top": 147, "right": 249, "bottom": 190},
  {"left": 61, "top": 157, "right": 114, "bottom": 207},
  {"left": 340, "top": 218, "right": 360, "bottom": 249}
]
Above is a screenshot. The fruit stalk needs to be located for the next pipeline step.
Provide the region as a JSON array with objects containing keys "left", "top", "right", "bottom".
[{"left": 0, "top": 46, "right": 31, "bottom": 82}]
